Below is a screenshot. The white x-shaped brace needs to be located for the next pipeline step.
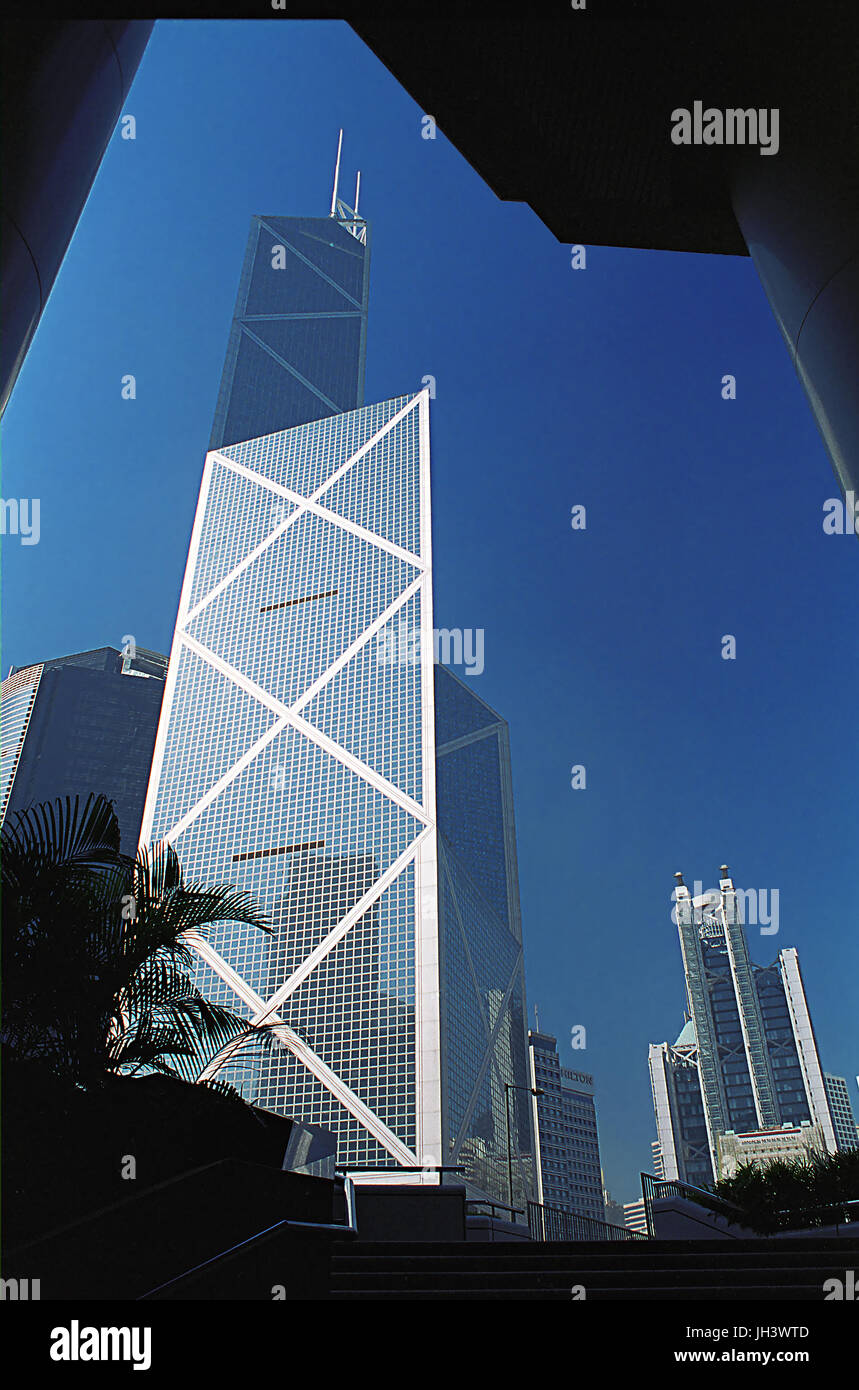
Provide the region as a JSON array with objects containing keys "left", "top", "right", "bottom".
[
  {"left": 163, "top": 395, "right": 431, "bottom": 1162},
  {"left": 188, "top": 831, "right": 430, "bottom": 1167}
]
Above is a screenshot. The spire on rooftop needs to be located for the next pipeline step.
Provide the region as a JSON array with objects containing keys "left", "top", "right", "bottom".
[{"left": 329, "top": 128, "right": 367, "bottom": 244}]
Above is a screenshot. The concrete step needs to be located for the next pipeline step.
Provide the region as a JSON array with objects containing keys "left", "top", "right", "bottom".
[
  {"left": 334, "top": 1238, "right": 857, "bottom": 1260},
  {"left": 334, "top": 1251, "right": 845, "bottom": 1271},
  {"left": 330, "top": 1238, "right": 859, "bottom": 1300},
  {"left": 331, "top": 1283, "right": 826, "bottom": 1301},
  {"left": 330, "top": 1237, "right": 857, "bottom": 1299},
  {"left": 330, "top": 1265, "right": 841, "bottom": 1290}
]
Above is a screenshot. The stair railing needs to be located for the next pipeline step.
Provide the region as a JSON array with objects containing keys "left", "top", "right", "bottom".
[{"left": 528, "top": 1200, "right": 647, "bottom": 1242}]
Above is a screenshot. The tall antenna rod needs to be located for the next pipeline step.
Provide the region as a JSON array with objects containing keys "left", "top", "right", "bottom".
[
  {"left": 352, "top": 172, "right": 361, "bottom": 236},
  {"left": 330, "top": 128, "right": 343, "bottom": 217}
]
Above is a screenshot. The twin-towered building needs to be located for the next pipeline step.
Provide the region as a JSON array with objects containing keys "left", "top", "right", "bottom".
[{"left": 650, "top": 866, "right": 846, "bottom": 1185}]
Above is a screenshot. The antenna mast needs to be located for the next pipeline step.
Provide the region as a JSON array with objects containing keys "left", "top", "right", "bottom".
[
  {"left": 329, "top": 128, "right": 343, "bottom": 217},
  {"left": 328, "top": 131, "right": 367, "bottom": 245}
]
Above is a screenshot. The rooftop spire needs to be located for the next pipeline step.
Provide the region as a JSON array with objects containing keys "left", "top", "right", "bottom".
[
  {"left": 328, "top": 130, "right": 367, "bottom": 245},
  {"left": 329, "top": 128, "right": 343, "bottom": 217}
]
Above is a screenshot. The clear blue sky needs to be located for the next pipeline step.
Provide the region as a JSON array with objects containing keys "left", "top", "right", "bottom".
[{"left": 2, "top": 20, "right": 857, "bottom": 1203}]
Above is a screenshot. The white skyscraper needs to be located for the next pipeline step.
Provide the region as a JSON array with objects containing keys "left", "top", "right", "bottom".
[
  {"left": 141, "top": 392, "right": 446, "bottom": 1173},
  {"left": 650, "top": 868, "right": 840, "bottom": 1184}
]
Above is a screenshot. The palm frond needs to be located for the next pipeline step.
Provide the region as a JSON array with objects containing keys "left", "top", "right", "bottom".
[
  {"left": 1, "top": 794, "right": 129, "bottom": 875},
  {"left": 3, "top": 804, "right": 272, "bottom": 1101}
]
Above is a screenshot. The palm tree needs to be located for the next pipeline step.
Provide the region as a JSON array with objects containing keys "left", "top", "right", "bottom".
[
  {"left": 1, "top": 793, "right": 273, "bottom": 1090},
  {"left": 712, "top": 1151, "right": 859, "bottom": 1233}
]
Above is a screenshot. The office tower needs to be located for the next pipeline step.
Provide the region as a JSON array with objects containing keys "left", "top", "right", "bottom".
[
  {"left": 142, "top": 391, "right": 438, "bottom": 1172},
  {"left": 209, "top": 140, "right": 369, "bottom": 451},
  {"left": 142, "top": 392, "right": 535, "bottom": 1201},
  {"left": 528, "top": 1030, "right": 604, "bottom": 1221},
  {"left": 623, "top": 1198, "right": 648, "bottom": 1235},
  {"left": 1, "top": 21, "right": 153, "bottom": 415},
  {"left": 824, "top": 1074, "right": 859, "bottom": 1152},
  {"left": 141, "top": 158, "right": 535, "bottom": 1203},
  {"left": 1, "top": 645, "right": 166, "bottom": 854},
  {"left": 436, "top": 666, "right": 534, "bottom": 1206},
  {"left": 651, "top": 1138, "right": 664, "bottom": 1180},
  {"left": 603, "top": 1190, "right": 625, "bottom": 1228},
  {"left": 649, "top": 867, "right": 840, "bottom": 1184}
]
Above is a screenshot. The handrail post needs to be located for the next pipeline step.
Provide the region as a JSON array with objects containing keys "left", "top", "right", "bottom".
[{"left": 640, "top": 1172, "right": 656, "bottom": 1238}]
